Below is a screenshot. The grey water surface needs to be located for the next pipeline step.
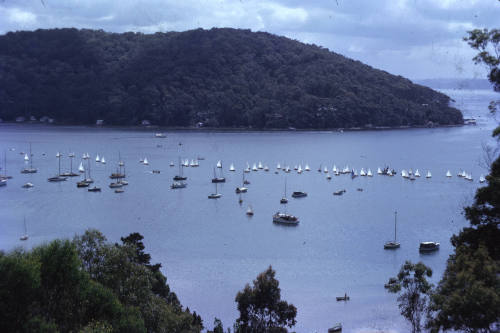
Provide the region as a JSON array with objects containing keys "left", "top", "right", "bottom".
[{"left": 0, "top": 89, "right": 497, "bottom": 332}]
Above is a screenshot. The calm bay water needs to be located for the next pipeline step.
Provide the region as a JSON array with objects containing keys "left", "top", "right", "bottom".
[{"left": 0, "top": 89, "right": 497, "bottom": 332}]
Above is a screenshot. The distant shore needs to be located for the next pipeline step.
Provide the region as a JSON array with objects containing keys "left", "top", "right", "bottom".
[{"left": 0, "top": 122, "right": 466, "bottom": 133}]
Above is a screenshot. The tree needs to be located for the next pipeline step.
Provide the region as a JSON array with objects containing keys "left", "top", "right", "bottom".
[
  {"left": 235, "top": 266, "right": 297, "bottom": 333},
  {"left": 387, "top": 261, "right": 433, "bottom": 333},
  {"left": 428, "top": 246, "right": 500, "bottom": 332},
  {"left": 426, "top": 19, "right": 500, "bottom": 332}
]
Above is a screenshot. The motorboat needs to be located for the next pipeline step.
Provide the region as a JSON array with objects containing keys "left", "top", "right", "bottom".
[
  {"left": 291, "top": 191, "right": 307, "bottom": 198},
  {"left": 273, "top": 212, "right": 299, "bottom": 225},
  {"left": 419, "top": 242, "right": 440, "bottom": 253}
]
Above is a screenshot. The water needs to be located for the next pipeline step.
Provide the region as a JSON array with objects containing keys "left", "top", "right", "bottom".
[{"left": 0, "top": 89, "right": 497, "bottom": 332}]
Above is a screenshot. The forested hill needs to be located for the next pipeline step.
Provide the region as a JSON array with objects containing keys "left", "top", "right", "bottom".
[{"left": 0, "top": 28, "right": 462, "bottom": 128}]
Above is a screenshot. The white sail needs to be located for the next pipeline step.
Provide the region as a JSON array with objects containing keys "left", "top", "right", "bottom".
[
  {"left": 360, "top": 168, "right": 366, "bottom": 176},
  {"left": 426, "top": 171, "right": 432, "bottom": 178},
  {"left": 333, "top": 165, "right": 337, "bottom": 172},
  {"left": 305, "top": 164, "right": 310, "bottom": 171},
  {"left": 143, "top": 158, "right": 149, "bottom": 165},
  {"left": 258, "top": 162, "right": 263, "bottom": 169},
  {"left": 96, "top": 154, "right": 100, "bottom": 162},
  {"left": 216, "top": 160, "right": 222, "bottom": 168},
  {"left": 78, "top": 162, "right": 85, "bottom": 173},
  {"left": 277, "top": 163, "right": 281, "bottom": 169},
  {"left": 367, "top": 169, "right": 373, "bottom": 177},
  {"left": 415, "top": 169, "right": 420, "bottom": 177},
  {"left": 324, "top": 166, "right": 328, "bottom": 173},
  {"left": 101, "top": 156, "right": 106, "bottom": 164},
  {"left": 56, "top": 152, "right": 61, "bottom": 158},
  {"left": 446, "top": 170, "right": 452, "bottom": 177},
  {"left": 252, "top": 163, "right": 257, "bottom": 171},
  {"left": 479, "top": 175, "right": 485, "bottom": 183},
  {"left": 377, "top": 167, "right": 382, "bottom": 174},
  {"left": 264, "top": 165, "right": 269, "bottom": 171},
  {"left": 229, "top": 163, "right": 235, "bottom": 171},
  {"left": 24, "top": 153, "right": 29, "bottom": 161}
]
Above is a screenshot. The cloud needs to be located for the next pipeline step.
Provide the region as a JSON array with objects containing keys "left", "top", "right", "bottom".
[{"left": 0, "top": 0, "right": 498, "bottom": 79}]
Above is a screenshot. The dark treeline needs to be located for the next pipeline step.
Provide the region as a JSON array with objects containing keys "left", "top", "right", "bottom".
[{"left": 0, "top": 28, "right": 462, "bottom": 128}]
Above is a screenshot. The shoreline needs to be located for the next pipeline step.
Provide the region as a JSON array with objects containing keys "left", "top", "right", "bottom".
[{"left": 0, "top": 122, "right": 465, "bottom": 133}]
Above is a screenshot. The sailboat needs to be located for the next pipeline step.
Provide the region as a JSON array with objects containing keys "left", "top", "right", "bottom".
[
  {"left": 173, "top": 157, "right": 187, "bottom": 181},
  {"left": 20, "top": 217, "right": 28, "bottom": 241},
  {"left": 360, "top": 168, "right": 366, "bottom": 176},
  {"left": 276, "top": 163, "right": 281, "bottom": 170},
  {"left": 211, "top": 167, "right": 226, "bottom": 183},
  {"left": 305, "top": 164, "right": 310, "bottom": 171},
  {"left": 377, "top": 167, "right": 382, "bottom": 175},
  {"left": 258, "top": 162, "right": 263, "bottom": 169},
  {"left": 367, "top": 169, "right": 373, "bottom": 177},
  {"left": 61, "top": 151, "right": 78, "bottom": 177},
  {"left": 208, "top": 182, "right": 222, "bottom": 199},
  {"left": 384, "top": 211, "right": 400, "bottom": 249},
  {"left": 1, "top": 151, "right": 12, "bottom": 180},
  {"left": 229, "top": 163, "right": 235, "bottom": 172},
  {"left": 252, "top": 163, "right": 258, "bottom": 171},
  {"left": 21, "top": 143, "right": 37, "bottom": 174},
  {"left": 264, "top": 165, "right": 269, "bottom": 171},
  {"left": 244, "top": 162, "right": 251, "bottom": 173},
  {"left": 236, "top": 172, "right": 248, "bottom": 193},
  {"left": 426, "top": 170, "right": 432, "bottom": 178},
  {"left": 479, "top": 175, "right": 486, "bottom": 183},
  {"left": 246, "top": 205, "right": 254, "bottom": 216},
  {"left": 414, "top": 169, "right": 421, "bottom": 177},
  {"left": 78, "top": 162, "right": 85, "bottom": 173},
  {"left": 96, "top": 154, "right": 100, "bottom": 162},
  {"left": 101, "top": 156, "right": 106, "bottom": 164},
  {"left": 143, "top": 158, "right": 149, "bottom": 165},
  {"left": 24, "top": 153, "right": 29, "bottom": 161},
  {"left": 216, "top": 160, "right": 222, "bottom": 168},
  {"left": 446, "top": 170, "right": 452, "bottom": 177},
  {"left": 280, "top": 178, "right": 288, "bottom": 204},
  {"left": 48, "top": 152, "right": 67, "bottom": 182}
]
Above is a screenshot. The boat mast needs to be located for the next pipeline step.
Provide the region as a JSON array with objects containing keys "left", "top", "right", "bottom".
[
  {"left": 29, "top": 143, "right": 33, "bottom": 169},
  {"left": 394, "top": 211, "right": 397, "bottom": 242},
  {"left": 58, "top": 153, "right": 61, "bottom": 176}
]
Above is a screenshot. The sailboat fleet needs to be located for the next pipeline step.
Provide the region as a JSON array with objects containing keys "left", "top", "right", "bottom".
[{"left": 4, "top": 137, "right": 487, "bottom": 236}]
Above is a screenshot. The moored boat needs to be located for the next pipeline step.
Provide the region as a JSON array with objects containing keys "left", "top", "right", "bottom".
[{"left": 273, "top": 212, "right": 299, "bottom": 225}]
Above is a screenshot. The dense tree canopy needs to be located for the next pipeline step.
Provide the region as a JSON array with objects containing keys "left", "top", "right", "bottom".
[
  {"left": 0, "top": 230, "right": 203, "bottom": 333},
  {"left": 0, "top": 28, "right": 462, "bottom": 129}
]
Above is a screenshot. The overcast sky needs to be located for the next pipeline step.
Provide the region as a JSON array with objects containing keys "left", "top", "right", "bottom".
[{"left": 1, "top": 0, "right": 499, "bottom": 80}]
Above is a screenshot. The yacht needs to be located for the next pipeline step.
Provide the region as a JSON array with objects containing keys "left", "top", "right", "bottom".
[
  {"left": 88, "top": 186, "right": 101, "bottom": 192},
  {"left": 246, "top": 206, "right": 254, "bottom": 216},
  {"left": 328, "top": 323, "right": 342, "bottom": 332},
  {"left": 280, "top": 178, "right": 288, "bottom": 204},
  {"left": 21, "top": 144, "right": 37, "bottom": 174},
  {"left": 384, "top": 211, "right": 400, "bottom": 249},
  {"left": 171, "top": 181, "right": 187, "bottom": 189},
  {"left": 291, "top": 191, "right": 307, "bottom": 198},
  {"left": 22, "top": 182, "right": 34, "bottom": 188},
  {"left": 211, "top": 167, "right": 226, "bottom": 183},
  {"left": 273, "top": 212, "right": 299, "bottom": 225},
  {"left": 208, "top": 183, "right": 222, "bottom": 199},
  {"left": 419, "top": 242, "right": 440, "bottom": 253},
  {"left": 48, "top": 153, "right": 67, "bottom": 182}
]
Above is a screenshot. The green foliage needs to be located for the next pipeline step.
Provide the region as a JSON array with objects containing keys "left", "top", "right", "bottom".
[
  {"left": 428, "top": 246, "right": 500, "bottom": 332},
  {"left": 387, "top": 261, "right": 433, "bottom": 333},
  {"left": 235, "top": 266, "right": 297, "bottom": 333},
  {"left": 0, "top": 28, "right": 462, "bottom": 128},
  {"left": 426, "top": 23, "right": 500, "bottom": 332},
  {"left": 0, "top": 230, "right": 201, "bottom": 333}
]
